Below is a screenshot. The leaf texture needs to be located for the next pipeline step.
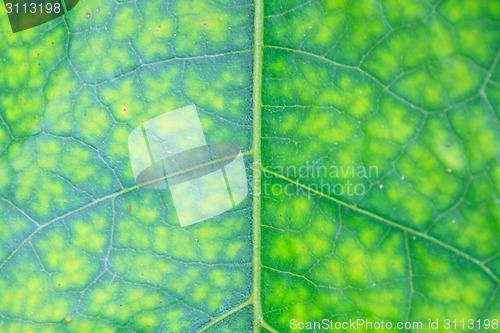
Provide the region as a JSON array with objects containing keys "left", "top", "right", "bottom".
[{"left": 0, "top": 0, "right": 499, "bottom": 332}]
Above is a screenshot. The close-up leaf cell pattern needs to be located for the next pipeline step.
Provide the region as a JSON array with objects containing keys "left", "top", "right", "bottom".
[{"left": 0, "top": 0, "right": 499, "bottom": 332}]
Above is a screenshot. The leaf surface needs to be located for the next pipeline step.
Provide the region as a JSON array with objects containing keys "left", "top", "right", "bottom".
[{"left": 0, "top": 0, "right": 499, "bottom": 332}]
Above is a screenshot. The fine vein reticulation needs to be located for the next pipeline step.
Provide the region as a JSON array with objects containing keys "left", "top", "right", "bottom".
[{"left": 1, "top": 0, "right": 499, "bottom": 332}]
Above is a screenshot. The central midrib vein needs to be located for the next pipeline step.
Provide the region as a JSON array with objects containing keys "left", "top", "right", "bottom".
[{"left": 251, "top": 0, "right": 265, "bottom": 332}]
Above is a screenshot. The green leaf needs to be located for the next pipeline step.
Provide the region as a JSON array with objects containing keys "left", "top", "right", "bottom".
[{"left": 0, "top": 0, "right": 499, "bottom": 332}]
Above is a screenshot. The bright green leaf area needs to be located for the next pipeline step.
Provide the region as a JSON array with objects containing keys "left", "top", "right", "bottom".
[{"left": 0, "top": 0, "right": 499, "bottom": 332}]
